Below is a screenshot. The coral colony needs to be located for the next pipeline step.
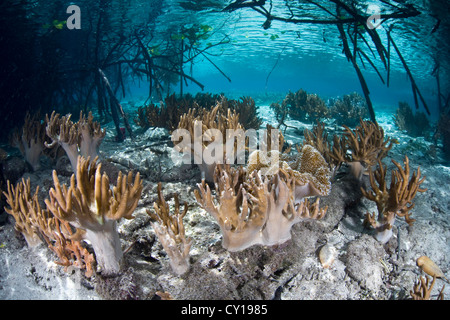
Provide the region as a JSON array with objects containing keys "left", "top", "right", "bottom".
[{"left": 3, "top": 87, "right": 444, "bottom": 301}]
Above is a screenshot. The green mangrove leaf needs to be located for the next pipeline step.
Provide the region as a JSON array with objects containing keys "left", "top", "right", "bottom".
[{"left": 53, "top": 19, "right": 66, "bottom": 29}]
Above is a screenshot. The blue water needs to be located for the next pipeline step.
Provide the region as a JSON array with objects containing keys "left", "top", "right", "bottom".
[
  {"left": 125, "top": 0, "right": 448, "bottom": 123},
  {"left": 0, "top": 0, "right": 448, "bottom": 136}
]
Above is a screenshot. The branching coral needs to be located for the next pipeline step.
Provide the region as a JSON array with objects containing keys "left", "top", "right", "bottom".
[
  {"left": 303, "top": 93, "right": 329, "bottom": 123},
  {"left": 44, "top": 156, "right": 143, "bottom": 275},
  {"left": 195, "top": 165, "right": 266, "bottom": 251},
  {"left": 270, "top": 101, "right": 288, "bottom": 127},
  {"left": 302, "top": 120, "right": 397, "bottom": 181},
  {"left": 246, "top": 143, "right": 331, "bottom": 202},
  {"left": 45, "top": 111, "right": 106, "bottom": 172},
  {"left": 245, "top": 124, "right": 290, "bottom": 177},
  {"left": 410, "top": 275, "right": 445, "bottom": 300},
  {"left": 219, "top": 96, "right": 262, "bottom": 130},
  {"left": 133, "top": 93, "right": 219, "bottom": 132},
  {"left": 3, "top": 178, "right": 45, "bottom": 247},
  {"left": 134, "top": 103, "right": 162, "bottom": 129},
  {"left": 329, "top": 92, "right": 368, "bottom": 127},
  {"left": 361, "top": 156, "right": 426, "bottom": 243},
  {"left": 194, "top": 144, "right": 330, "bottom": 252},
  {"left": 147, "top": 182, "right": 192, "bottom": 275},
  {"left": 11, "top": 112, "right": 49, "bottom": 171},
  {"left": 287, "top": 144, "right": 332, "bottom": 200},
  {"left": 190, "top": 92, "right": 223, "bottom": 109},
  {"left": 272, "top": 89, "right": 329, "bottom": 125},
  {"left": 3, "top": 178, "right": 95, "bottom": 277},
  {"left": 394, "top": 102, "right": 429, "bottom": 137},
  {"left": 329, "top": 119, "right": 397, "bottom": 179},
  {"left": 303, "top": 122, "right": 331, "bottom": 158},
  {"left": 134, "top": 93, "right": 261, "bottom": 132},
  {"left": 45, "top": 111, "right": 81, "bottom": 171},
  {"left": 41, "top": 217, "right": 95, "bottom": 278},
  {"left": 176, "top": 103, "right": 244, "bottom": 182},
  {"left": 257, "top": 169, "right": 328, "bottom": 247},
  {"left": 146, "top": 94, "right": 192, "bottom": 131},
  {"left": 134, "top": 94, "right": 193, "bottom": 132},
  {"left": 77, "top": 111, "right": 106, "bottom": 160}
]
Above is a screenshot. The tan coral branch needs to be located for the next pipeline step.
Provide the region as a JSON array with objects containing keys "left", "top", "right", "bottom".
[
  {"left": 45, "top": 156, "right": 143, "bottom": 275},
  {"left": 147, "top": 182, "right": 192, "bottom": 275},
  {"left": 3, "top": 177, "right": 95, "bottom": 276},
  {"left": 176, "top": 103, "right": 245, "bottom": 182},
  {"left": 195, "top": 144, "right": 330, "bottom": 251},
  {"left": 329, "top": 120, "right": 397, "bottom": 179},
  {"left": 45, "top": 111, "right": 105, "bottom": 172},
  {"left": 3, "top": 179, "right": 44, "bottom": 247},
  {"left": 11, "top": 112, "right": 48, "bottom": 171},
  {"left": 361, "top": 156, "right": 426, "bottom": 243},
  {"left": 410, "top": 275, "right": 444, "bottom": 300}
]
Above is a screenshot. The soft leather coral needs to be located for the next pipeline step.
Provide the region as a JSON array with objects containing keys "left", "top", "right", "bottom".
[
  {"left": 195, "top": 144, "right": 330, "bottom": 251},
  {"left": 45, "top": 111, "right": 105, "bottom": 172},
  {"left": 147, "top": 182, "right": 192, "bottom": 275},
  {"left": 45, "top": 156, "right": 143, "bottom": 275}
]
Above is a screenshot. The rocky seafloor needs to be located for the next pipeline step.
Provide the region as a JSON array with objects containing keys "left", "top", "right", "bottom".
[{"left": 0, "top": 105, "right": 449, "bottom": 300}]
